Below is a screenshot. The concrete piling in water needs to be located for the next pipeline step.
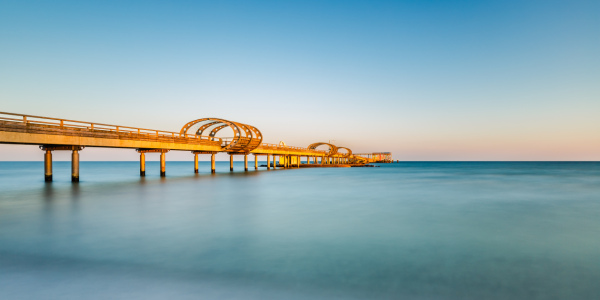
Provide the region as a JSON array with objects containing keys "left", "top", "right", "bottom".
[
  {"left": 160, "top": 152, "right": 166, "bottom": 177},
  {"left": 41, "top": 145, "right": 84, "bottom": 182},
  {"left": 254, "top": 155, "right": 258, "bottom": 170},
  {"left": 194, "top": 153, "right": 198, "bottom": 173},
  {"left": 244, "top": 154, "right": 248, "bottom": 172},
  {"left": 140, "top": 153, "right": 145, "bottom": 176},
  {"left": 44, "top": 149, "right": 52, "bottom": 182},
  {"left": 267, "top": 154, "right": 271, "bottom": 170},
  {"left": 211, "top": 153, "right": 216, "bottom": 173},
  {"left": 230, "top": 155, "right": 234, "bottom": 172},
  {"left": 71, "top": 149, "right": 79, "bottom": 182}
]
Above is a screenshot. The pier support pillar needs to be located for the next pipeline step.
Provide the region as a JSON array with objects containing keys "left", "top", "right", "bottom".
[
  {"left": 44, "top": 149, "right": 52, "bottom": 182},
  {"left": 254, "top": 155, "right": 258, "bottom": 170},
  {"left": 194, "top": 153, "right": 199, "bottom": 173},
  {"left": 211, "top": 153, "right": 216, "bottom": 173},
  {"left": 267, "top": 154, "right": 271, "bottom": 170},
  {"left": 71, "top": 149, "right": 79, "bottom": 182},
  {"left": 160, "top": 152, "right": 166, "bottom": 177},
  {"left": 244, "top": 154, "right": 248, "bottom": 171},
  {"left": 230, "top": 155, "right": 234, "bottom": 172},
  {"left": 273, "top": 155, "right": 277, "bottom": 169},
  {"left": 41, "top": 145, "right": 85, "bottom": 182},
  {"left": 140, "top": 153, "right": 145, "bottom": 176},
  {"left": 297, "top": 156, "right": 300, "bottom": 168},
  {"left": 136, "top": 149, "right": 169, "bottom": 177}
]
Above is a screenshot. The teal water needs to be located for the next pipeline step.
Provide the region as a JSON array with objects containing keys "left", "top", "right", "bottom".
[{"left": 0, "top": 161, "right": 599, "bottom": 299}]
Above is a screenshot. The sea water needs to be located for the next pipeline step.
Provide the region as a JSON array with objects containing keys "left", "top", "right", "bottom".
[{"left": 0, "top": 161, "right": 599, "bottom": 299}]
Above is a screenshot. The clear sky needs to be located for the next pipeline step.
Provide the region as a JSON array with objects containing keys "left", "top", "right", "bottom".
[{"left": 1, "top": 0, "right": 599, "bottom": 161}]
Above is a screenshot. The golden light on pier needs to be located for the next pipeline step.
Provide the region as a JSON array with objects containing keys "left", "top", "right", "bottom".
[{"left": 0, "top": 111, "right": 392, "bottom": 181}]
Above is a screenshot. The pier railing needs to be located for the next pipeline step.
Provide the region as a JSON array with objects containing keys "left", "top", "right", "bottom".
[
  {"left": 0, "top": 111, "right": 222, "bottom": 146},
  {"left": 0, "top": 112, "right": 328, "bottom": 154}
]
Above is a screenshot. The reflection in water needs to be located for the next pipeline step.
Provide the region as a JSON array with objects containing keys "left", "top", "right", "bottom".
[{"left": 1, "top": 161, "right": 600, "bottom": 300}]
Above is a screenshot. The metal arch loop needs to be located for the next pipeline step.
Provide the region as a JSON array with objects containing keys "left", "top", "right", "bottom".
[
  {"left": 308, "top": 142, "right": 339, "bottom": 156},
  {"left": 337, "top": 147, "right": 352, "bottom": 158},
  {"left": 180, "top": 118, "right": 262, "bottom": 152}
]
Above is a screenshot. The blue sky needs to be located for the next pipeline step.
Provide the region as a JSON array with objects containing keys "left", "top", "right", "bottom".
[{"left": 1, "top": 0, "right": 599, "bottom": 160}]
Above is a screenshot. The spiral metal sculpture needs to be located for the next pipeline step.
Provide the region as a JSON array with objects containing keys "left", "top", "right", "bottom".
[
  {"left": 180, "top": 118, "right": 262, "bottom": 153},
  {"left": 336, "top": 147, "right": 352, "bottom": 158},
  {"left": 307, "top": 142, "right": 338, "bottom": 156}
]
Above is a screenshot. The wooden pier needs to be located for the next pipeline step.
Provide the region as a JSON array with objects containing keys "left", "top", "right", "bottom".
[{"left": 0, "top": 111, "right": 390, "bottom": 181}]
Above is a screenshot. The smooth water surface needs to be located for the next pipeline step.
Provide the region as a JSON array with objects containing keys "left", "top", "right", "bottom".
[{"left": 1, "top": 161, "right": 599, "bottom": 299}]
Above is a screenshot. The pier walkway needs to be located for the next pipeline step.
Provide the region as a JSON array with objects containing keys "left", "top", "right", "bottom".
[{"left": 0, "top": 111, "right": 388, "bottom": 181}]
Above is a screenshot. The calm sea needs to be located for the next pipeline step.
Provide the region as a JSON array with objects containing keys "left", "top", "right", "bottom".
[{"left": 1, "top": 161, "right": 599, "bottom": 299}]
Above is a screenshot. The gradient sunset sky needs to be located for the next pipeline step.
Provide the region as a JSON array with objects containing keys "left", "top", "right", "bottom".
[{"left": 1, "top": 0, "right": 598, "bottom": 161}]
